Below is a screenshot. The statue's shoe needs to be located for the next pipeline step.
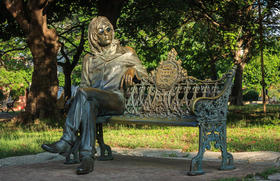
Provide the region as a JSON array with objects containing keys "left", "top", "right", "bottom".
[
  {"left": 41, "top": 139, "right": 71, "bottom": 156},
  {"left": 76, "top": 157, "right": 94, "bottom": 175}
]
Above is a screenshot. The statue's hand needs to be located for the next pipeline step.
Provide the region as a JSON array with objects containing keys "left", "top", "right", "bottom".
[{"left": 121, "top": 68, "right": 140, "bottom": 88}]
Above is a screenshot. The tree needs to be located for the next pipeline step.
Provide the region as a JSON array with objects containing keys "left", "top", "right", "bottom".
[
  {"left": 1, "top": 0, "right": 101, "bottom": 121},
  {"left": 117, "top": 0, "right": 238, "bottom": 79},
  {"left": 0, "top": 37, "right": 32, "bottom": 107},
  {"left": 97, "top": 0, "right": 126, "bottom": 28},
  {"left": 192, "top": 0, "right": 280, "bottom": 105},
  {"left": 118, "top": 0, "right": 279, "bottom": 105},
  {"left": 2, "top": 0, "right": 279, "bottom": 123},
  {"left": 55, "top": 16, "right": 89, "bottom": 99},
  {"left": 2, "top": 0, "right": 63, "bottom": 121},
  {"left": 243, "top": 46, "right": 280, "bottom": 100},
  {"left": 1, "top": 0, "right": 128, "bottom": 122},
  {"left": 184, "top": 0, "right": 257, "bottom": 105}
]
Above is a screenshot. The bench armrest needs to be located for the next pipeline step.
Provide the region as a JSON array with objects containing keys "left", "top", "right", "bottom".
[{"left": 191, "top": 66, "right": 236, "bottom": 122}]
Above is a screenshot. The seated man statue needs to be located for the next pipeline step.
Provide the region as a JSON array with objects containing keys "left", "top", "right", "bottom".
[{"left": 41, "top": 16, "right": 147, "bottom": 174}]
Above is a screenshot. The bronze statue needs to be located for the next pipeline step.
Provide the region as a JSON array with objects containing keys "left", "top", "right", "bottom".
[{"left": 41, "top": 16, "right": 147, "bottom": 175}]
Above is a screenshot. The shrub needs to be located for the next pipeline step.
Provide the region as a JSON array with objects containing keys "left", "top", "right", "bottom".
[
  {"left": 9, "top": 89, "right": 23, "bottom": 101},
  {"left": 243, "top": 90, "right": 259, "bottom": 102}
]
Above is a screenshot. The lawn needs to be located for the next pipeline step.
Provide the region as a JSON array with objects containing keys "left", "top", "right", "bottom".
[
  {"left": 0, "top": 104, "right": 279, "bottom": 159},
  {"left": 101, "top": 125, "right": 280, "bottom": 152}
]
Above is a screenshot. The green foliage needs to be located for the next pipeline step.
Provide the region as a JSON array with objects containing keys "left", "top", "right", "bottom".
[
  {"left": 0, "top": 67, "right": 31, "bottom": 96},
  {"left": 0, "top": 37, "right": 32, "bottom": 97},
  {"left": 71, "top": 64, "right": 82, "bottom": 86},
  {"left": 256, "top": 167, "right": 280, "bottom": 179},
  {"left": 0, "top": 1, "right": 98, "bottom": 41},
  {"left": 243, "top": 48, "right": 280, "bottom": 94},
  {"left": 268, "top": 83, "right": 280, "bottom": 103},
  {"left": 117, "top": 0, "right": 235, "bottom": 79},
  {"left": 1, "top": 0, "right": 280, "bottom": 105},
  {"left": 9, "top": 89, "right": 20, "bottom": 101},
  {"left": 117, "top": 0, "right": 190, "bottom": 70},
  {"left": 0, "top": 1, "right": 98, "bottom": 97},
  {"left": 57, "top": 72, "right": 65, "bottom": 87},
  {"left": 228, "top": 104, "right": 280, "bottom": 127}
]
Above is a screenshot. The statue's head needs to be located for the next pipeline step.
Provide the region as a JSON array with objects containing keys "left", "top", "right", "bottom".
[{"left": 88, "top": 16, "right": 114, "bottom": 53}]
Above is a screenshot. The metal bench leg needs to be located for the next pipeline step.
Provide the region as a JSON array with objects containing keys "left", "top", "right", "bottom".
[
  {"left": 188, "top": 121, "right": 235, "bottom": 175},
  {"left": 96, "top": 123, "right": 113, "bottom": 161},
  {"left": 220, "top": 123, "right": 235, "bottom": 170},
  {"left": 188, "top": 125, "right": 206, "bottom": 176}
]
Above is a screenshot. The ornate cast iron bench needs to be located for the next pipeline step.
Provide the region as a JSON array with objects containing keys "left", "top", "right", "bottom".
[{"left": 68, "top": 49, "right": 236, "bottom": 176}]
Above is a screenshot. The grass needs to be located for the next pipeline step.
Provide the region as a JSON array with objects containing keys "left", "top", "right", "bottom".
[
  {"left": 0, "top": 104, "right": 279, "bottom": 159},
  {"left": 255, "top": 167, "right": 280, "bottom": 179},
  {"left": 227, "top": 104, "right": 280, "bottom": 127},
  {"left": 101, "top": 124, "right": 280, "bottom": 152},
  {"left": 0, "top": 121, "right": 62, "bottom": 158}
]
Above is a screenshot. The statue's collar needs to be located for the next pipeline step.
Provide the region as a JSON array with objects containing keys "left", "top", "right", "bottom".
[{"left": 94, "top": 40, "right": 123, "bottom": 62}]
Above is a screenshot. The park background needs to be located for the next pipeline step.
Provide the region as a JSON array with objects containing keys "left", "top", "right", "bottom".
[{"left": 0, "top": 1, "right": 279, "bottom": 179}]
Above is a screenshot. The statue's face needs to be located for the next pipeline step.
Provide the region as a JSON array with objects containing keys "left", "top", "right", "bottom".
[{"left": 96, "top": 21, "right": 113, "bottom": 47}]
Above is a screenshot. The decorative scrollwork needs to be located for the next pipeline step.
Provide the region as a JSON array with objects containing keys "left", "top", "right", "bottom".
[
  {"left": 194, "top": 91, "right": 230, "bottom": 123},
  {"left": 192, "top": 68, "right": 236, "bottom": 123},
  {"left": 124, "top": 49, "right": 236, "bottom": 120}
]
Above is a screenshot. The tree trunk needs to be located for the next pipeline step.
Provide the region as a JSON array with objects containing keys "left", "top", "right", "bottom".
[
  {"left": 97, "top": 0, "right": 125, "bottom": 28},
  {"left": 64, "top": 69, "right": 72, "bottom": 100},
  {"left": 25, "top": 23, "right": 59, "bottom": 120},
  {"left": 5, "top": 0, "right": 60, "bottom": 122},
  {"left": 258, "top": 0, "right": 266, "bottom": 113},
  {"left": 229, "top": 34, "right": 252, "bottom": 106},
  {"left": 230, "top": 63, "right": 245, "bottom": 106}
]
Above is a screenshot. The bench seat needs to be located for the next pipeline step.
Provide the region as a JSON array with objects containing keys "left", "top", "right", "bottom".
[{"left": 97, "top": 115, "right": 198, "bottom": 127}]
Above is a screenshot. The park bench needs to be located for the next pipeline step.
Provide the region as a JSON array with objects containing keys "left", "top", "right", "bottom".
[
  {"left": 0, "top": 97, "right": 16, "bottom": 113},
  {"left": 67, "top": 49, "right": 236, "bottom": 176}
]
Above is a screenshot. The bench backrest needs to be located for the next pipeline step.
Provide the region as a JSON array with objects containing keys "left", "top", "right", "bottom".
[{"left": 124, "top": 49, "right": 235, "bottom": 118}]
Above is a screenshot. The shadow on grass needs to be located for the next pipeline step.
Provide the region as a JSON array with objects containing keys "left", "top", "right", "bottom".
[
  {"left": 227, "top": 104, "right": 280, "bottom": 127},
  {"left": 0, "top": 149, "right": 44, "bottom": 159},
  {"left": 227, "top": 136, "right": 280, "bottom": 152}
]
